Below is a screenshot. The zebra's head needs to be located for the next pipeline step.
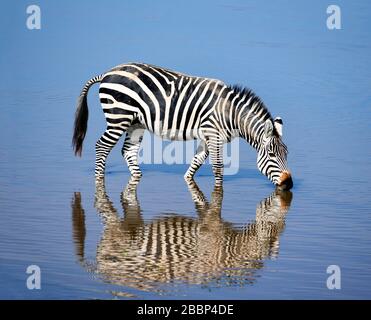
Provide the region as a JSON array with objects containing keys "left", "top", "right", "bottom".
[{"left": 257, "top": 117, "right": 293, "bottom": 190}]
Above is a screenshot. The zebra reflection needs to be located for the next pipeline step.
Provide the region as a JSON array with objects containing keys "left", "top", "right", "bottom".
[{"left": 71, "top": 180, "right": 292, "bottom": 291}]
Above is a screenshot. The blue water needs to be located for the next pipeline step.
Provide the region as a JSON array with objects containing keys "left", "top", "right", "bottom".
[{"left": 1, "top": 0, "right": 371, "bottom": 299}]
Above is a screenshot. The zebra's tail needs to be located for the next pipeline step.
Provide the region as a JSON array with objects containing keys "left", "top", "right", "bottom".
[{"left": 72, "top": 74, "right": 104, "bottom": 156}]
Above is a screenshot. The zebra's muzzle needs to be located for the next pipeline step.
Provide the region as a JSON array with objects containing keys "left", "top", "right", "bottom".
[{"left": 277, "top": 171, "right": 293, "bottom": 190}]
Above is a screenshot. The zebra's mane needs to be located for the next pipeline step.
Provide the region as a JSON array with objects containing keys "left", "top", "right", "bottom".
[{"left": 228, "top": 84, "right": 273, "bottom": 122}]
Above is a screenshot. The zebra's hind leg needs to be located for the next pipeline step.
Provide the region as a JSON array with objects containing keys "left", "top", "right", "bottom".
[
  {"left": 95, "top": 127, "right": 126, "bottom": 180},
  {"left": 121, "top": 124, "right": 145, "bottom": 179},
  {"left": 184, "top": 140, "right": 209, "bottom": 181}
]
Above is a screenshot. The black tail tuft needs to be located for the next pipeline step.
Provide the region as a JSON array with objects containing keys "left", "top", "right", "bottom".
[
  {"left": 72, "top": 74, "right": 103, "bottom": 156},
  {"left": 72, "top": 93, "right": 89, "bottom": 157}
]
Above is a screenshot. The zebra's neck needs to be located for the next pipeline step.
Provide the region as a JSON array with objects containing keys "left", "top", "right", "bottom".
[{"left": 220, "top": 86, "right": 272, "bottom": 150}]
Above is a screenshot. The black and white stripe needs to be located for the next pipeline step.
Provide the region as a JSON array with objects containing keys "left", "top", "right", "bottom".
[{"left": 73, "top": 63, "right": 292, "bottom": 188}]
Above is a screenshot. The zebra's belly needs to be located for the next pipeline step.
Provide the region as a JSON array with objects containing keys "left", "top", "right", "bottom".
[
  {"left": 136, "top": 118, "right": 205, "bottom": 141},
  {"left": 158, "top": 128, "right": 205, "bottom": 141}
]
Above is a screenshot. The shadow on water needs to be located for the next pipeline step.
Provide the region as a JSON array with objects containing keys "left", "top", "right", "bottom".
[{"left": 71, "top": 179, "right": 293, "bottom": 294}]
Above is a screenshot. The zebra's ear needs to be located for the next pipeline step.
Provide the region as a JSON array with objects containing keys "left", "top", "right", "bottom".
[
  {"left": 274, "top": 117, "right": 283, "bottom": 137},
  {"left": 264, "top": 119, "right": 274, "bottom": 138}
]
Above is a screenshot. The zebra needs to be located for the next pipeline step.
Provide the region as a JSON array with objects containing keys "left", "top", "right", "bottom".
[
  {"left": 72, "top": 63, "right": 293, "bottom": 189},
  {"left": 71, "top": 178, "right": 293, "bottom": 292}
]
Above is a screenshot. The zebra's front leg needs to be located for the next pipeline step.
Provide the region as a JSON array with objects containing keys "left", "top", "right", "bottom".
[
  {"left": 122, "top": 125, "right": 145, "bottom": 179},
  {"left": 184, "top": 141, "right": 209, "bottom": 181},
  {"left": 205, "top": 136, "right": 224, "bottom": 186}
]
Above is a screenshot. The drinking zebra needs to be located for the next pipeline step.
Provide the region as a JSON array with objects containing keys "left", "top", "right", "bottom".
[
  {"left": 72, "top": 63, "right": 292, "bottom": 189},
  {"left": 71, "top": 178, "right": 293, "bottom": 291}
]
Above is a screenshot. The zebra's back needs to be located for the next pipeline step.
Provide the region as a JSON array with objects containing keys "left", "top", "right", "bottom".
[{"left": 99, "top": 63, "right": 227, "bottom": 140}]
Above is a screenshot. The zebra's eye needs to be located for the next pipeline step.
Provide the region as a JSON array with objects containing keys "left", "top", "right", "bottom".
[{"left": 268, "top": 152, "right": 275, "bottom": 158}]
